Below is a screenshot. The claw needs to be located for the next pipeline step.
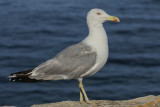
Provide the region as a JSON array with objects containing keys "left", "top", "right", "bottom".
[{"left": 86, "top": 99, "right": 92, "bottom": 104}]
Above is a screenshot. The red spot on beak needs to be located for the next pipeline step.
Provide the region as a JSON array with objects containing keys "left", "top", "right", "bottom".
[{"left": 113, "top": 19, "right": 118, "bottom": 22}]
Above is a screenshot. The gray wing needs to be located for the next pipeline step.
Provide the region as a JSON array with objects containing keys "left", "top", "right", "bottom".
[{"left": 30, "top": 42, "right": 97, "bottom": 80}]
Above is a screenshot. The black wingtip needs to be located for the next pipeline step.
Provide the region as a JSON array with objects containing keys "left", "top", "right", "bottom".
[
  {"left": 9, "top": 69, "right": 43, "bottom": 82},
  {"left": 9, "top": 76, "right": 42, "bottom": 82}
]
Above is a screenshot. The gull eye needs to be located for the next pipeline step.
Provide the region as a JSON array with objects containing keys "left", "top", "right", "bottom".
[{"left": 97, "top": 12, "right": 101, "bottom": 15}]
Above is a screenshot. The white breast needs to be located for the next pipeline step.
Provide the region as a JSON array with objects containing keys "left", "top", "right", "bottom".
[{"left": 80, "top": 25, "right": 109, "bottom": 77}]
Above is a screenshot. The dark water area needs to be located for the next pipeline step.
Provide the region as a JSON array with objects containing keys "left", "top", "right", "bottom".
[{"left": 0, "top": 0, "right": 160, "bottom": 106}]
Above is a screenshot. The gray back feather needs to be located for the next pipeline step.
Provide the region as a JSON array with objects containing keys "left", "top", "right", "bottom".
[{"left": 30, "top": 42, "right": 97, "bottom": 80}]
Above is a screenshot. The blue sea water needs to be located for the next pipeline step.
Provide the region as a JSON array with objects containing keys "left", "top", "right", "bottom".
[{"left": 0, "top": 0, "right": 160, "bottom": 107}]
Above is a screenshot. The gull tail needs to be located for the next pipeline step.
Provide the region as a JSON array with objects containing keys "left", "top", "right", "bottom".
[{"left": 8, "top": 69, "right": 41, "bottom": 82}]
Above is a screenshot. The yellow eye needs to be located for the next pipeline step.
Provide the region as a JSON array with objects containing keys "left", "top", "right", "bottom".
[{"left": 97, "top": 12, "right": 101, "bottom": 15}]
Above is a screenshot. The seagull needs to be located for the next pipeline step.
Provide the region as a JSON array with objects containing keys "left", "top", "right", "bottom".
[{"left": 9, "top": 8, "right": 120, "bottom": 103}]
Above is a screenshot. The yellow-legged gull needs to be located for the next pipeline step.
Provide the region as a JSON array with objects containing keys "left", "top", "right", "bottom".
[{"left": 9, "top": 8, "right": 120, "bottom": 103}]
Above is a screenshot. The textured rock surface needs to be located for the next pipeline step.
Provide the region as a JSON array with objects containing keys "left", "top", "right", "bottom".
[{"left": 32, "top": 95, "right": 160, "bottom": 107}]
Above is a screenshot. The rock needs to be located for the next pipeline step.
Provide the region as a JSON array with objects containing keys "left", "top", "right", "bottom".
[{"left": 32, "top": 95, "right": 160, "bottom": 107}]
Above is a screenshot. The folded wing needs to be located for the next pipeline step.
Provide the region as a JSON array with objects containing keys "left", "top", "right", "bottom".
[{"left": 30, "top": 43, "right": 97, "bottom": 80}]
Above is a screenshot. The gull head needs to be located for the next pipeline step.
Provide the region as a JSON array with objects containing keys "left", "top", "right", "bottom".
[{"left": 87, "top": 8, "right": 120, "bottom": 27}]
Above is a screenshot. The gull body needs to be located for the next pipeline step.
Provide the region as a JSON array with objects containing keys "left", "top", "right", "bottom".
[
  {"left": 9, "top": 8, "right": 120, "bottom": 103},
  {"left": 81, "top": 21, "right": 108, "bottom": 77}
]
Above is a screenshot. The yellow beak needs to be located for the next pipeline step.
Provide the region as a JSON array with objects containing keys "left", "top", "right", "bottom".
[{"left": 106, "top": 16, "right": 120, "bottom": 22}]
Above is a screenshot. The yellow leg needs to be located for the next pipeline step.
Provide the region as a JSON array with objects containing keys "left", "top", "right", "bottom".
[
  {"left": 79, "top": 79, "right": 90, "bottom": 103},
  {"left": 79, "top": 83, "right": 84, "bottom": 103}
]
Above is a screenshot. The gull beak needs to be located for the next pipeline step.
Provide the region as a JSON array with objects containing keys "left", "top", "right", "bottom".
[{"left": 106, "top": 16, "right": 120, "bottom": 22}]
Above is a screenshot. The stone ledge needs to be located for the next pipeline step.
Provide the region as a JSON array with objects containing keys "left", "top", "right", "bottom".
[{"left": 31, "top": 95, "right": 160, "bottom": 107}]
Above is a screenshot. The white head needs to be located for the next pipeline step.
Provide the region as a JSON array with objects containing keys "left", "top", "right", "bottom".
[{"left": 87, "top": 8, "right": 120, "bottom": 27}]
